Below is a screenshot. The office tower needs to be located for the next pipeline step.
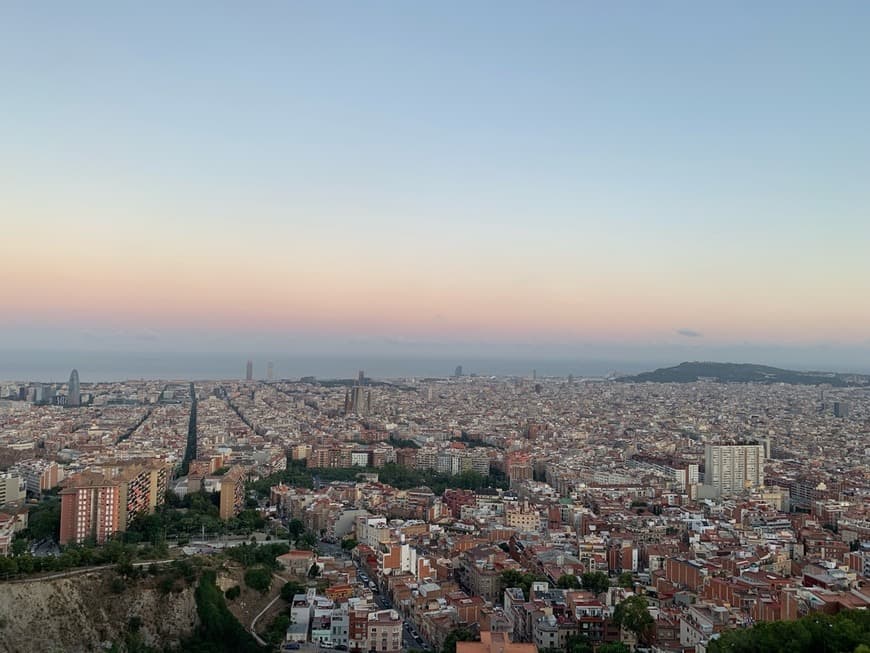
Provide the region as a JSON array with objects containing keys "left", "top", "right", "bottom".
[
  {"left": 702, "top": 442, "right": 765, "bottom": 497},
  {"left": 532, "top": 369, "right": 537, "bottom": 381},
  {"left": 267, "top": 361, "right": 274, "bottom": 381},
  {"left": 358, "top": 369, "right": 365, "bottom": 385},
  {"left": 68, "top": 368, "right": 81, "bottom": 407},
  {"left": 454, "top": 365, "right": 463, "bottom": 377},
  {"left": 246, "top": 360, "right": 253, "bottom": 381},
  {"left": 834, "top": 401, "right": 849, "bottom": 418}
]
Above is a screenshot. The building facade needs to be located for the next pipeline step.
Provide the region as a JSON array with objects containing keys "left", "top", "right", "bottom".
[
  {"left": 703, "top": 442, "right": 765, "bottom": 497},
  {"left": 59, "top": 472, "right": 121, "bottom": 545}
]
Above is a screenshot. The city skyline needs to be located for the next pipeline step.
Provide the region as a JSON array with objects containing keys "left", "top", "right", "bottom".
[{"left": 3, "top": 3, "right": 870, "bottom": 367}]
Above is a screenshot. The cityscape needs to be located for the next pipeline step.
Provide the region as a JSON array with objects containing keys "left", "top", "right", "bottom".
[
  {"left": 3, "top": 2, "right": 870, "bottom": 653},
  {"left": 0, "top": 362, "right": 868, "bottom": 652}
]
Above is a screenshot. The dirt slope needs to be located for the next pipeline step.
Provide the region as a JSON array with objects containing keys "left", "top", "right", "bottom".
[{"left": 0, "top": 570, "right": 198, "bottom": 653}]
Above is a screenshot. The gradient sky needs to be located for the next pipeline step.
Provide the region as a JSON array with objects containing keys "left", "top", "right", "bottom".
[{"left": 2, "top": 2, "right": 870, "bottom": 367}]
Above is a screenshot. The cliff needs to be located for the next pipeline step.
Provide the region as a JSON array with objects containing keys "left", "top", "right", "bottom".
[{"left": 0, "top": 570, "right": 199, "bottom": 653}]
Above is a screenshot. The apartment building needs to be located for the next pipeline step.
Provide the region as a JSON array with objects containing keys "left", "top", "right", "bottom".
[
  {"left": 366, "top": 609, "right": 403, "bottom": 653},
  {"left": 59, "top": 472, "right": 121, "bottom": 545},
  {"left": 702, "top": 442, "right": 765, "bottom": 497},
  {"left": 115, "top": 462, "right": 170, "bottom": 529},
  {"left": 0, "top": 473, "right": 25, "bottom": 506},
  {"left": 219, "top": 466, "right": 246, "bottom": 519},
  {"left": 59, "top": 461, "right": 169, "bottom": 544},
  {"left": 10, "top": 459, "right": 62, "bottom": 497},
  {"left": 458, "top": 631, "right": 538, "bottom": 653}
]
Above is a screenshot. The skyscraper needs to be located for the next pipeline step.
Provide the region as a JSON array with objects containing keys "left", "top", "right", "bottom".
[
  {"left": 246, "top": 360, "right": 253, "bottom": 381},
  {"left": 267, "top": 361, "right": 274, "bottom": 381},
  {"left": 68, "top": 369, "right": 80, "bottom": 407},
  {"left": 358, "top": 369, "right": 365, "bottom": 385},
  {"left": 454, "top": 365, "right": 463, "bottom": 377}
]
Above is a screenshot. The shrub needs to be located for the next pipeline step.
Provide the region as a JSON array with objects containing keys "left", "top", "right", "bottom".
[
  {"left": 158, "top": 575, "right": 175, "bottom": 594},
  {"left": 244, "top": 566, "right": 272, "bottom": 593}
]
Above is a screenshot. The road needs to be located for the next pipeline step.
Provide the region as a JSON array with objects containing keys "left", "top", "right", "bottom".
[
  {"left": 249, "top": 592, "right": 280, "bottom": 647},
  {"left": 249, "top": 571, "right": 290, "bottom": 648},
  {"left": 370, "top": 577, "right": 428, "bottom": 651},
  {"left": 4, "top": 558, "right": 176, "bottom": 584}
]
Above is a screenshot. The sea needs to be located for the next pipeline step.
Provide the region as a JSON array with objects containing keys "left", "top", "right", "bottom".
[{"left": 0, "top": 350, "right": 654, "bottom": 383}]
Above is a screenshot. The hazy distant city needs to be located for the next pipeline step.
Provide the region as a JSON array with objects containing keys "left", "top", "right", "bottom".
[{"left": 1, "top": 358, "right": 868, "bottom": 652}]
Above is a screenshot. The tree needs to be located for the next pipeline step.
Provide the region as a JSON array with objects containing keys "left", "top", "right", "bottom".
[
  {"left": 188, "top": 569, "right": 263, "bottom": 653},
  {"left": 617, "top": 572, "right": 634, "bottom": 589},
  {"left": 341, "top": 537, "right": 358, "bottom": 550},
  {"left": 281, "top": 580, "right": 305, "bottom": 601},
  {"left": 297, "top": 531, "right": 317, "bottom": 550},
  {"left": 441, "top": 628, "right": 476, "bottom": 653},
  {"left": 287, "top": 519, "right": 305, "bottom": 538},
  {"left": 613, "top": 595, "right": 654, "bottom": 646},
  {"left": 263, "top": 614, "right": 290, "bottom": 645},
  {"left": 11, "top": 537, "right": 27, "bottom": 557},
  {"left": 500, "top": 569, "right": 540, "bottom": 597},
  {"left": 597, "top": 644, "right": 630, "bottom": 653},
  {"left": 244, "top": 566, "right": 272, "bottom": 593},
  {"left": 556, "top": 574, "right": 581, "bottom": 589},
  {"left": 0, "top": 556, "right": 18, "bottom": 577},
  {"left": 707, "top": 608, "right": 870, "bottom": 653},
  {"left": 308, "top": 562, "right": 321, "bottom": 578},
  {"left": 26, "top": 498, "right": 61, "bottom": 541},
  {"left": 565, "top": 634, "right": 592, "bottom": 653},
  {"left": 580, "top": 571, "right": 610, "bottom": 595}
]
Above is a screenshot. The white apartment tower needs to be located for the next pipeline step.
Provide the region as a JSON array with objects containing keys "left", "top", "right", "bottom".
[{"left": 703, "top": 442, "right": 765, "bottom": 497}]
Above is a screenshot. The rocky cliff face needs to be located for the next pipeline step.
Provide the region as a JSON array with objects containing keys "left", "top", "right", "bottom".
[{"left": 0, "top": 570, "right": 199, "bottom": 653}]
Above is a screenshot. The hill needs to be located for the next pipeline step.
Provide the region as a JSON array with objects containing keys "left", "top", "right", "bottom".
[
  {"left": 0, "top": 569, "right": 198, "bottom": 653},
  {"left": 0, "top": 560, "right": 267, "bottom": 653},
  {"left": 617, "top": 361, "right": 870, "bottom": 386}
]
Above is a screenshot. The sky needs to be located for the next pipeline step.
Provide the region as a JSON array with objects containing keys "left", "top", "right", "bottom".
[{"left": 2, "top": 2, "right": 870, "bottom": 371}]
